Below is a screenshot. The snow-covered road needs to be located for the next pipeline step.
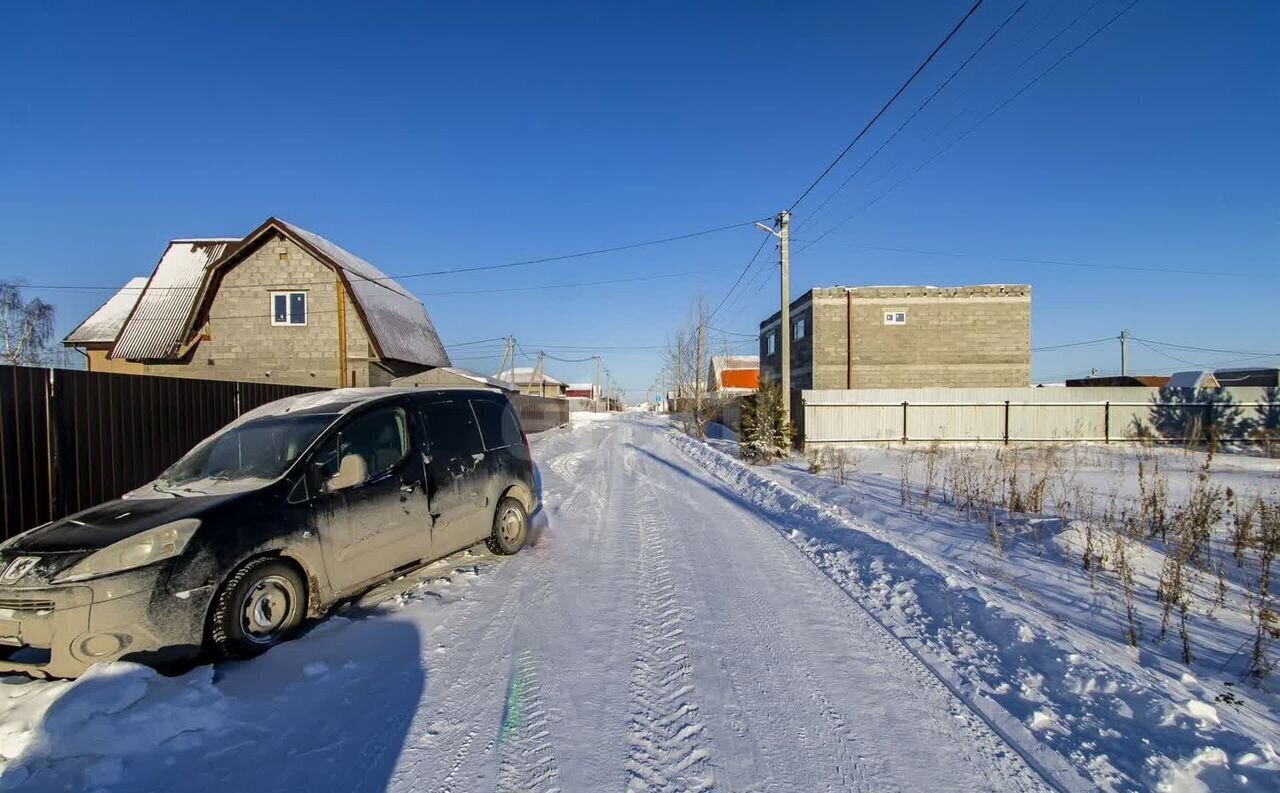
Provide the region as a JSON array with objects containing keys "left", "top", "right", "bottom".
[{"left": 5, "top": 416, "right": 1058, "bottom": 792}]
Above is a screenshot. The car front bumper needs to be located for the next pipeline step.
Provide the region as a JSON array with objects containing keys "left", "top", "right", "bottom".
[{"left": 0, "top": 570, "right": 212, "bottom": 679}]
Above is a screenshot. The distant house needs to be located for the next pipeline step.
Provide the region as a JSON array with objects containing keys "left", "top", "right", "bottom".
[
  {"left": 760, "top": 285, "right": 1031, "bottom": 390},
  {"left": 499, "top": 367, "right": 567, "bottom": 398},
  {"left": 708, "top": 355, "right": 760, "bottom": 394},
  {"left": 565, "top": 383, "right": 598, "bottom": 399},
  {"left": 1168, "top": 370, "right": 1221, "bottom": 389},
  {"left": 63, "top": 218, "right": 450, "bottom": 387},
  {"left": 392, "top": 366, "right": 518, "bottom": 392},
  {"left": 1065, "top": 375, "right": 1171, "bottom": 388},
  {"left": 1214, "top": 368, "right": 1279, "bottom": 387}
]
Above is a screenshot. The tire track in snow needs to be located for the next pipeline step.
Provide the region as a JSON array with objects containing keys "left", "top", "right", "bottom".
[
  {"left": 623, "top": 488, "right": 713, "bottom": 793},
  {"left": 664, "top": 429, "right": 1062, "bottom": 793},
  {"left": 495, "top": 650, "right": 562, "bottom": 793},
  {"left": 635, "top": 447, "right": 875, "bottom": 793}
]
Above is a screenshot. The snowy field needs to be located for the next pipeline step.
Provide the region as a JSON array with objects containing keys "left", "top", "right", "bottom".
[{"left": 0, "top": 414, "right": 1275, "bottom": 792}]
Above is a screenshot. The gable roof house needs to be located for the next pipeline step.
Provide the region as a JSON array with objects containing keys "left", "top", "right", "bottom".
[
  {"left": 498, "top": 367, "right": 568, "bottom": 398},
  {"left": 64, "top": 218, "right": 450, "bottom": 387}
]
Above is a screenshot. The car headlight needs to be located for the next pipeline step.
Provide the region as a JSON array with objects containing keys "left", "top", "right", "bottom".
[{"left": 53, "top": 519, "right": 200, "bottom": 583}]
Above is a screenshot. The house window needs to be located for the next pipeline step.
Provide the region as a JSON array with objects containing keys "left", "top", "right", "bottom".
[
  {"left": 793, "top": 318, "right": 806, "bottom": 340},
  {"left": 271, "top": 292, "right": 307, "bottom": 326},
  {"left": 766, "top": 332, "right": 776, "bottom": 355},
  {"left": 884, "top": 311, "right": 907, "bottom": 325}
]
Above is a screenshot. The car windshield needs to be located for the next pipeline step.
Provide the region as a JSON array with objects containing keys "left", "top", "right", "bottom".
[{"left": 155, "top": 413, "right": 336, "bottom": 495}]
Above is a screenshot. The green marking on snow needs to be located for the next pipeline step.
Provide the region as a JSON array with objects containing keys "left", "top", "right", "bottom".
[{"left": 498, "top": 665, "right": 529, "bottom": 745}]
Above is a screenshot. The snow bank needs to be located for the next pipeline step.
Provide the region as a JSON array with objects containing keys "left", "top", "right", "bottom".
[{"left": 668, "top": 431, "right": 1280, "bottom": 793}]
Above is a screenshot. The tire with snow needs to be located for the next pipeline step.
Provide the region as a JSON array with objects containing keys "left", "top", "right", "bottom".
[
  {"left": 208, "top": 558, "right": 308, "bottom": 659},
  {"left": 486, "top": 497, "right": 527, "bottom": 555}
]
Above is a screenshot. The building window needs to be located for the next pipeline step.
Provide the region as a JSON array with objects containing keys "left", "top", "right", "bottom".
[
  {"left": 271, "top": 291, "right": 307, "bottom": 326},
  {"left": 766, "top": 332, "right": 776, "bottom": 355},
  {"left": 792, "top": 318, "right": 806, "bottom": 340},
  {"left": 883, "top": 311, "right": 907, "bottom": 325}
]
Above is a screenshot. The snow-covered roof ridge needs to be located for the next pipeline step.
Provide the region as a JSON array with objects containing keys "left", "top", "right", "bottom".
[
  {"left": 111, "top": 240, "right": 239, "bottom": 360},
  {"left": 271, "top": 220, "right": 449, "bottom": 369},
  {"left": 498, "top": 366, "right": 567, "bottom": 386},
  {"left": 710, "top": 354, "right": 759, "bottom": 372},
  {"left": 63, "top": 277, "right": 149, "bottom": 345}
]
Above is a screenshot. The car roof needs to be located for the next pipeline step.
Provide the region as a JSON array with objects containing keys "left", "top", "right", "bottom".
[{"left": 234, "top": 386, "right": 507, "bottom": 426}]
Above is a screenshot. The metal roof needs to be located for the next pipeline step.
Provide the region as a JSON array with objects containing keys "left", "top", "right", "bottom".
[
  {"left": 63, "top": 277, "right": 149, "bottom": 345},
  {"left": 192, "top": 219, "right": 451, "bottom": 369},
  {"left": 111, "top": 240, "right": 238, "bottom": 360}
]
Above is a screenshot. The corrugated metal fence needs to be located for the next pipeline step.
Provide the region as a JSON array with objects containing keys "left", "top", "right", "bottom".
[
  {"left": 801, "top": 386, "right": 1277, "bottom": 448},
  {"left": 0, "top": 366, "right": 320, "bottom": 540},
  {"left": 509, "top": 393, "right": 570, "bottom": 434}
]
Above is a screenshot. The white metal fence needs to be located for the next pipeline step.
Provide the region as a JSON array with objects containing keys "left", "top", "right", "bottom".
[{"left": 801, "top": 386, "right": 1277, "bottom": 447}]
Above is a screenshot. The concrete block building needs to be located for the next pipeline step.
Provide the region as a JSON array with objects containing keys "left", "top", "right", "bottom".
[
  {"left": 64, "top": 218, "right": 450, "bottom": 387},
  {"left": 759, "top": 285, "right": 1031, "bottom": 390}
]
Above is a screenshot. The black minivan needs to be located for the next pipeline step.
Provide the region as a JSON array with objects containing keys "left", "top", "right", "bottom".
[{"left": 0, "top": 387, "right": 538, "bottom": 678}]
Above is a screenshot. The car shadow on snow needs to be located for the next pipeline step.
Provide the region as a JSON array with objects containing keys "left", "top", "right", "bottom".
[{"left": 3, "top": 616, "right": 425, "bottom": 793}]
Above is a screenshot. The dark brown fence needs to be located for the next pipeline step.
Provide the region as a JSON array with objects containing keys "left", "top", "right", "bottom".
[
  {"left": 0, "top": 366, "right": 320, "bottom": 540},
  {"left": 510, "top": 393, "right": 570, "bottom": 434}
]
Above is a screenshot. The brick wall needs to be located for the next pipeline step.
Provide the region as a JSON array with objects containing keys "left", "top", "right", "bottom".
[
  {"left": 760, "top": 285, "right": 1031, "bottom": 390},
  {"left": 143, "top": 235, "right": 381, "bottom": 387}
]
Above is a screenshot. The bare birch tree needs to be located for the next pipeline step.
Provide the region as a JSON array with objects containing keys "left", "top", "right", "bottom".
[{"left": 0, "top": 281, "right": 55, "bottom": 365}]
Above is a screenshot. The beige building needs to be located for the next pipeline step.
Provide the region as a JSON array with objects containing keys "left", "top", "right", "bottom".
[
  {"left": 498, "top": 367, "right": 568, "bottom": 398},
  {"left": 759, "top": 285, "right": 1031, "bottom": 390},
  {"left": 64, "top": 218, "right": 451, "bottom": 387}
]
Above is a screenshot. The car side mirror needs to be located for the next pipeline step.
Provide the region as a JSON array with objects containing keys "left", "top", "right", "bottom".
[{"left": 325, "top": 454, "right": 368, "bottom": 492}]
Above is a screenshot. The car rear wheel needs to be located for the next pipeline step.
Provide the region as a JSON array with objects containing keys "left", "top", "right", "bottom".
[
  {"left": 486, "top": 497, "right": 527, "bottom": 555},
  {"left": 208, "top": 558, "right": 308, "bottom": 659}
]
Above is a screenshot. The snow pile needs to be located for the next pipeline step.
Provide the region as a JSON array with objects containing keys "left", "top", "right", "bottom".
[{"left": 668, "top": 431, "right": 1280, "bottom": 793}]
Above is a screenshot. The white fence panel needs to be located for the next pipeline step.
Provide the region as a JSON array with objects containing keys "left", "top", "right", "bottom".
[{"left": 801, "top": 386, "right": 1275, "bottom": 447}]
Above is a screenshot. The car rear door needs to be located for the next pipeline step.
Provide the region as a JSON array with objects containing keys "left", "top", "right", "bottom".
[
  {"left": 418, "top": 399, "right": 491, "bottom": 555},
  {"left": 311, "top": 404, "right": 433, "bottom": 593}
]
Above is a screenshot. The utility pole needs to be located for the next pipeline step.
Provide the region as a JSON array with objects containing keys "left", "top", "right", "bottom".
[
  {"left": 778, "top": 210, "right": 791, "bottom": 417},
  {"left": 533, "top": 351, "right": 546, "bottom": 397},
  {"left": 695, "top": 306, "right": 705, "bottom": 423},
  {"left": 498, "top": 335, "right": 514, "bottom": 382},
  {"left": 594, "top": 355, "right": 602, "bottom": 404},
  {"left": 1119, "top": 329, "right": 1129, "bottom": 377}
]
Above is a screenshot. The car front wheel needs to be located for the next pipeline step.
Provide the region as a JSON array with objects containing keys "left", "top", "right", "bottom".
[
  {"left": 486, "top": 497, "right": 527, "bottom": 555},
  {"left": 208, "top": 557, "right": 308, "bottom": 658}
]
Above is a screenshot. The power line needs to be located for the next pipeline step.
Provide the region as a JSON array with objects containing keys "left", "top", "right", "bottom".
[
  {"left": 19, "top": 218, "right": 766, "bottom": 294},
  {"left": 799, "top": 0, "right": 1141, "bottom": 253},
  {"left": 787, "top": 0, "right": 985, "bottom": 212},
  {"left": 1032, "top": 336, "right": 1116, "bottom": 352},
  {"left": 839, "top": 242, "right": 1244, "bottom": 278},
  {"left": 1129, "top": 337, "right": 1279, "bottom": 358},
  {"left": 709, "top": 233, "right": 772, "bottom": 321},
  {"left": 800, "top": 0, "right": 1030, "bottom": 229}
]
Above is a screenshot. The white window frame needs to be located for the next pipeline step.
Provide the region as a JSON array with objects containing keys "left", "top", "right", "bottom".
[
  {"left": 270, "top": 291, "right": 308, "bottom": 326},
  {"left": 793, "top": 318, "right": 806, "bottom": 340},
  {"left": 766, "top": 332, "right": 776, "bottom": 355},
  {"left": 883, "top": 311, "right": 907, "bottom": 326}
]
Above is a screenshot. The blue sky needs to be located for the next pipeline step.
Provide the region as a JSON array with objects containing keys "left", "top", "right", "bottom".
[{"left": 2, "top": 0, "right": 1276, "bottom": 396}]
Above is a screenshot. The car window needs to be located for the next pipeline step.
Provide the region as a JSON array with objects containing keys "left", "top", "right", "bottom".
[
  {"left": 317, "top": 407, "right": 409, "bottom": 482},
  {"left": 420, "top": 400, "right": 484, "bottom": 458},
  {"left": 470, "top": 398, "right": 523, "bottom": 451}
]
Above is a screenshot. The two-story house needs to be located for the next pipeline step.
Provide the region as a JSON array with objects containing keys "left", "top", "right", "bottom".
[
  {"left": 760, "top": 284, "right": 1031, "bottom": 390},
  {"left": 64, "top": 218, "right": 451, "bottom": 387}
]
